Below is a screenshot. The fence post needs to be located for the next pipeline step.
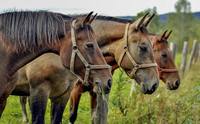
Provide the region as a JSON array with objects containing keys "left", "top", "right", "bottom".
[
  {"left": 187, "top": 40, "right": 198, "bottom": 70},
  {"left": 92, "top": 93, "right": 108, "bottom": 124},
  {"left": 199, "top": 43, "right": 200, "bottom": 61},
  {"left": 193, "top": 42, "right": 199, "bottom": 63},
  {"left": 170, "top": 42, "right": 177, "bottom": 61},
  {"left": 129, "top": 80, "right": 136, "bottom": 97},
  {"left": 180, "top": 41, "right": 188, "bottom": 76}
]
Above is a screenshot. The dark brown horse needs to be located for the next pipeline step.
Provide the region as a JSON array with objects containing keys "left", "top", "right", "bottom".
[
  {"left": 0, "top": 11, "right": 112, "bottom": 121},
  {"left": 68, "top": 30, "right": 180, "bottom": 123},
  {"left": 16, "top": 13, "right": 159, "bottom": 124}
]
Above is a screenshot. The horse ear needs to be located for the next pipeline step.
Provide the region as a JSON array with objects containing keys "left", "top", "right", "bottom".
[
  {"left": 160, "top": 30, "right": 168, "bottom": 41},
  {"left": 89, "top": 13, "right": 97, "bottom": 24},
  {"left": 144, "top": 13, "right": 155, "bottom": 27},
  {"left": 165, "top": 30, "right": 172, "bottom": 40},
  {"left": 133, "top": 12, "right": 149, "bottom": 30},
  {"left": 83, "top": 11, "right": 94, "bottom": 24}
]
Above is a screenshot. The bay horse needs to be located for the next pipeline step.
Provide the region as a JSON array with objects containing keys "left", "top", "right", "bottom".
[
  {"left": 68, "top": 19, "right": 181, "bottom": 123},
  {"left": 0, "top": 11, "right": 112, "bottom": 121},
  {"left": 15, "top": 13, "right": 159, "bottom": 123}
]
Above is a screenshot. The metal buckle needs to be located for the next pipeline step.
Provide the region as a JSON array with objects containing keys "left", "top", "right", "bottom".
[{"left": 72, "top": 45, "right": 77, "bottom": 50}]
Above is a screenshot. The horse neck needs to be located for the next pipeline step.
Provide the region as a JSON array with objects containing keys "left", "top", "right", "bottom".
[
  {"left": 6, "top": 48, "right": 57, "bottom": 76},
  {"left": 4, "top": 21, "right": 72, "bottom": 77},
  {"left": 92, "top": 20, "right": 126, "bottom": 68}
]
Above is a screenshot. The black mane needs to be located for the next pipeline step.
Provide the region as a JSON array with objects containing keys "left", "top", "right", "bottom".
[{"left": 95, "top": 15, "right": 132, "bottom": 23}]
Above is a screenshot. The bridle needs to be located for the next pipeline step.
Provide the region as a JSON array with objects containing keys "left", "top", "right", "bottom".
[
  {"left": 152, "top": 44, "right": 178, "bottom": 77},
  {"left": 117, "top": 23, "right": 157, "bottom": 78},
  {"left": 156, "top": 52, "right": 178, "bottom": 77},
  {"left": 158, "top": 66, "right": 178, "bottom": 77},
  {"left": 70, "top": 20, "right": 111, "bottom": 85}
]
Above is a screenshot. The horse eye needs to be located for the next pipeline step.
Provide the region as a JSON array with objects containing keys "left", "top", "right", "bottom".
[
  {"left": 161, "top": 53, "right": 167, "bottom": 58},
  {"left": 85, "top": 42, "right": 94, "bottom": 48}
]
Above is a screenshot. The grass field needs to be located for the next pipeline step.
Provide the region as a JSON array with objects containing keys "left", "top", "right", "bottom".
[{"left": 0, "top": 61, "right": 200, "bottom": 124}]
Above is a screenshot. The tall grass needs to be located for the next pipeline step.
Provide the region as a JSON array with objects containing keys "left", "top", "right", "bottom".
[{"left": 108, "top": 62, "right": 200, "bottom": 124}]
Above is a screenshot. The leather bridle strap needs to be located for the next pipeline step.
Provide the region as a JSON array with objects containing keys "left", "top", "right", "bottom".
[
  {"left": 118, "top": 23, "right": 157, "bottom": 77},
  {"left": 158, "top": 67, "right": 178, "bottom": 73},
  {"left": 70, "top": 20, "right": 111, "bottom": 85}
]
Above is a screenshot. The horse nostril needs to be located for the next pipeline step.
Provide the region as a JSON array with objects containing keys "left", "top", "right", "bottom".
[
  {"left": 152, "top": 83, "right": 157, "bottom": 92},
  {"left": 175, "top": 80, "right": 180, "bottom": 87},
  {"left": 103, "top": 79, "right": 112, "bottom": 94},
  {"left": 107, "top": 79, "right": 112, "bottom": 88}
]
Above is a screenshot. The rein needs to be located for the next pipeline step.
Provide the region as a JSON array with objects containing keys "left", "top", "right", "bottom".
[
  {"left": 70, "top": 20, "right": 111, "bottom": 85},
  {"left": 117, "top": 23, "right": 157, "bottom": 78}
]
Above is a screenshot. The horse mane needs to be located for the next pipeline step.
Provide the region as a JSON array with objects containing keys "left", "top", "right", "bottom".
[
  {"left": 0, "top": 10, "right": 67, "bottom": 52},
  {"left": 95, "top": 15, "right": 132, "bottom": 23},
  {"left": 58, "top": 13, "right": 132, "bottom": 23}
]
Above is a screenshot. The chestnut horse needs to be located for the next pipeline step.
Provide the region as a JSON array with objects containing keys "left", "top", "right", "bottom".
[
  {"left": 15, "top": 13, "right": 159, "bottom": 124},
  {"left": 0, "top": 11, "right": 112, "bottom": 121},
  {"left": 68, "top": 30, "right": 181, "bottom": 124},
  {"left": 150, "top": 30, "right": 180, "bottom": 89}
]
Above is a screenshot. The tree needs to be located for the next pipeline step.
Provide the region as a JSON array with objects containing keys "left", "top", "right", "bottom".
[
  {"left": 175, "top": 0, "right": 191, "bottom": 13},
  {"left": 167, "top": 0, "right": 197, "bottom": 51}
]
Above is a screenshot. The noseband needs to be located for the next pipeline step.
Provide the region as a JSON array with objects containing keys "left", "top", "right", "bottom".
[
  {"left": 157, "top": 62, "right": 178, "bottom": 78},
  {"left": 70, "top": 20, "right": 111, "bottom": 85},
  {"left": 117, "top": 23, "right": 157, "bottom": 78}
]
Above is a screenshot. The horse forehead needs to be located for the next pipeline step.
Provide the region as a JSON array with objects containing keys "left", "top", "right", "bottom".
[
  {"left": 149, "top": 35, "right": 159, "bottom": 43},
  {"left": 129, "top": 32, "right": 149, "bottom": 41}
]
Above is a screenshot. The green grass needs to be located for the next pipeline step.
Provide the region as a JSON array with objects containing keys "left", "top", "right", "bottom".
[{"left": 1, "top": 62, "right": 200, "bottom": 124}]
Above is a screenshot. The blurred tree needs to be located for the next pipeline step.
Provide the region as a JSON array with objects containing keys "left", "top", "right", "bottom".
[
  {"left": 167, "top": 0, "right": 198, "bottom": 51},
  {"left": 175, "top": 0, "right": 191, "bottom": 13},
  {"left": 134, "top": 0, "right": 200, "bottom": 51}
]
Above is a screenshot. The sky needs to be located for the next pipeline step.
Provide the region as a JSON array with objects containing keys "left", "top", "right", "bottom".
[{"left": 0, "top": 0, "right": 199, "bottom": 16}]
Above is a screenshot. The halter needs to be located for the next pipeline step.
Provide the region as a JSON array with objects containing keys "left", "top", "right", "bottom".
[
  {"left": 152, "top": 46, "right": 178, "bottom": 76},
  {"left": 158, "top": 67, "right": 178, "bottom": 74},
  {"left": 70, "top": 20, "right": 111, "bottom": 85},
  {"left": 117, "top": 23, "right": 157, "bottom": 78}
]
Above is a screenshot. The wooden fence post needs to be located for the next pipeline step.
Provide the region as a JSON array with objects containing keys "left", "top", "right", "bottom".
[
  {"left": 92, "top": 94, "right": 108, "bottom": 124},
  {"left": 180, "top": 41, "right": 188, "bottom": 76},
  {"left": 129, "top": 80, "right": 136, "bottom": 97},
  {"left": 193, "top": 42, "right": 199, "bottom": 63},
  {"left": 187, "top": 40, "right": 198, "bottom": 70},
  {"left": 198, "top": 43, "right": 200, "bottom": 61},
  {"left": 170, "top": 42, "right": 177, "bottom": 61}
]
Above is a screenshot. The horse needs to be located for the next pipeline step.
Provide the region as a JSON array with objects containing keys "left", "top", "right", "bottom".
[
  {"left": 68, "top": 30, "right": 181, "bottom": 123},
  {"left": 0, "top": 11, "right": 112, "bottom": 122},
  {"left": 15, "top": 13, "right": 159, "bottom": 124},
  {"left": 149, "top": 30, "right": 180, "bottom": 89}
]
